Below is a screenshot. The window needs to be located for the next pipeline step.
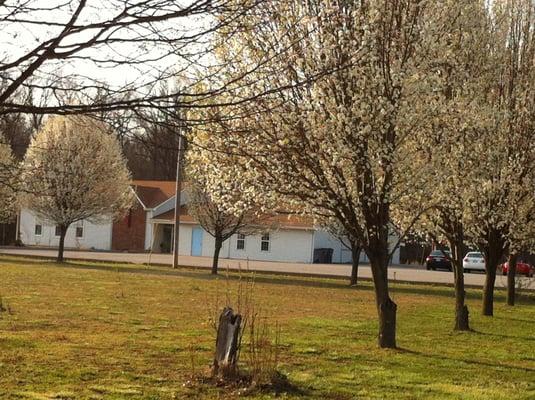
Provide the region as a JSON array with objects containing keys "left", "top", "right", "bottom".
[
  {"left": 55, "top": 225, "right": 62, "bottom": 237},
  {"left": 466, "top": 252, "right": 483, "bottom": 259},
  {"left": 236, "top": 234, "right": 245, "bottom": 250},
  {"left": 34, "top": 223, "right": 42, "bottom": 236},
  {"left": 75, "top": 220, "right": 84, "bottom": 238},
  {"left": 260, "top": 233, "right": 270, "bottom": 252}
]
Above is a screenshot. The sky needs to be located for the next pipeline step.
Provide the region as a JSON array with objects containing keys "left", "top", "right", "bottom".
[{"left": 0, "top": 1, "right": 217, "bottom": 100}]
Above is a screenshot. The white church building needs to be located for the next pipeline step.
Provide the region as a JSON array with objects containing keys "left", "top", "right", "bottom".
[{"left": 19, "top": 180, "right": 400, "bottom": 265}]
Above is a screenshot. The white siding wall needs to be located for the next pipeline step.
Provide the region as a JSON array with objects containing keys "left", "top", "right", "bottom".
[
  {"left": 19, "top": 209, "right": 113, "bottom": 250},
  {"left": 200, "top": 230, "right": 231, "bottom": 259},
  {"left": 151, "top": 223, "right": 195, "bottom": 255},
  {"left": 313, "top": 230, "right": 369, "bottom": 263},
  {"left": 178, "top": 224, "right": 193, "bottom": 255},
  {"left": 226, "top": 229, "right": 314, "bottom": 263},
  {"left": 144, "top": 210, "right": 154, "bottom": 250},
  {"left": 150, "top": 223, "right": 314, "bottom": 263},
  {"left": 313, "top": 230, "right": 401, "bottom": 265}
]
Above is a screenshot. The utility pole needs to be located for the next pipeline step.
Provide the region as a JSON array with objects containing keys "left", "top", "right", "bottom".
[{"left": 172, "top": 133, "right": 184, "bottom": 269}]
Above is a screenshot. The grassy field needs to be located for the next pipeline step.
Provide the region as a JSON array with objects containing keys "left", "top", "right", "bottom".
[{"left": 0, "top": 255, "right": 534, "bottom": 399}]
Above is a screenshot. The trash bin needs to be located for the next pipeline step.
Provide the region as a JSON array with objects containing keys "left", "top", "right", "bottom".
[{"left": 313, "top": 248, "right": 333, "bottom": 264}]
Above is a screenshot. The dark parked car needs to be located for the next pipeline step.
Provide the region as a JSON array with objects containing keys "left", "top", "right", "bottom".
[{"left": 426, "top": 250, "right": 452, "bottom": 271}]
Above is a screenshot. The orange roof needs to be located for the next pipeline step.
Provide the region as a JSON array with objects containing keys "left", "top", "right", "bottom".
[
  {"left": 152, "top": 206, "right": 314, "bottom": 230},
  {"left": 262, "top": 212, "right": 314, "bottom": 229},
  {"left": 132, "top": 180, "right": 176, "bottom": 208}
]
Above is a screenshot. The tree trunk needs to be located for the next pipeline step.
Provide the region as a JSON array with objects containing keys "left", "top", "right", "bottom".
[
  {"left": 211, "top": 236, "right": 223, "bottom": 275},
  {"left": 483, "top": 253, "right": 499, "bottom": 316},
  {"left": 449, "top": 239, "right": 469, "bottom": 331},
  {"left": 378, "top": 295, "right": 397, "bottom": 348},
  {"left": 56, "top": 224, "right": 68, "bottom": 263},
  {"left": 453, "top": 265, "right": 469, "bottom": 330},
  {"left": 482, "top": 229, "right": 506, "bottom": 316},
  {"left": 507, "top": 253, "right": 517, "bottom": 306},
  {"left": 213, "top": 307, "right": 242, "bottom": 379},
  {"left": 369, "top": 254, "right": 396, "bottom": 348},
  {"left": 350, "top": 243, "right": 361, "bottom": 286}
]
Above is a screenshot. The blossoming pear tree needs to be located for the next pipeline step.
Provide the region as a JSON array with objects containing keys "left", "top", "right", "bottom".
[
  {"left": 196, "top": 0, "right": 445, "bottom": 348},
  {"left": 21, "top": 115, "right": 134, "bottom": 262},
  {"left": 462, "top": 0, "right": 535, "bottom": 315},
  {"left": 185, "top": 145, "right": 268, "bottom": 275},
  {"left": 394, "top": 0, "right": 496, "bottom": 330},
  {"left": 494, "top": 0, "right": 535, "bottom": 307}
]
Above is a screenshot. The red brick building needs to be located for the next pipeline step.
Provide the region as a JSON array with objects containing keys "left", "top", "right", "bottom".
[{"left": 111, "top": 180, "right": 176, "bottom": 252}]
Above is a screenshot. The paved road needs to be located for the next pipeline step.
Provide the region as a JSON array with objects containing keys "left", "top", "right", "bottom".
[{"left": 0, "top": 247, "right": 531, "bottom": 290}]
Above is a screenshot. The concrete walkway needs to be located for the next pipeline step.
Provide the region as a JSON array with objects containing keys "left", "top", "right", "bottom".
[{"left": 0, "top": 247, "right": 531, "bottom": 290}]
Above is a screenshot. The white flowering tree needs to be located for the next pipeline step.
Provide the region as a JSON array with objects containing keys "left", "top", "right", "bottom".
[
  {"left": 195, "top": 0, "right": 444, "bottom": 348},
  {"left": 495, "top": 0, "right": 535, "bottom": 307},
  {"left": 394, "top": 0, "right": 495, "bottom": 330},
  {"left": 21, "top": 115, "right": 134, "bottom": 262},
  {"left": 185, "top": 171, "right": 265, "bottom": 275},
  {"left": 461, "top": 0, "right": 535, "bottom": 315}
]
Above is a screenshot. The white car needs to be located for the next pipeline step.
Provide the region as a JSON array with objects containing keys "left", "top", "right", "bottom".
[{"left": 463, "top": 252, "right": 485, "bottom": 272}]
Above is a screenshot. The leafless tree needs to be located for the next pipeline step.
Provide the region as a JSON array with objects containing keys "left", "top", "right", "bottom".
[
  {"left": 0, "top": 0, "right": 267, "bottom": 116},
  {"left": 0, "top": 110, "right": 31, "bottom": 159}
]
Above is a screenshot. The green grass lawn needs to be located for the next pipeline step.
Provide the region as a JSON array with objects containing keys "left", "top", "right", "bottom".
[{"left": 0, "top": 256, "right": 534, "bottom": 399}]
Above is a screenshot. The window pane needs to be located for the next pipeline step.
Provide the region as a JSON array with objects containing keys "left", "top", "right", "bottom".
[
  {"left": 261, "top": 233, "right": 269, "bottom": 241},
  {"left": 76, "top": 227, "right": 83, "bottom": 238},
  {"left": 261, "top": 241, "right": 269, "bottom": 252},
  {"left": 236, "top": 233, "right": 245, "bottom": 250},
  {"left": 55, "top": 226, "right": 62, "bottom": 236},
  {"left": 34, "top": 225, "right": 42, "bottom": 235}
]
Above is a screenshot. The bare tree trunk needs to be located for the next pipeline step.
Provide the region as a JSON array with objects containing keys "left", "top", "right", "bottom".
[
  {"left": 449, "top": 239, "right": 469, "bottom": 331},
  {"left": 482, "top": 268, "right": 496, "bottom": 316},
  {"left": 56, "top": 224, "right": 68, "bottom": 263},
  {"left": 377, "top": 285, "right": 397, "bottom": 348},
  {"left": 350, "top": 243, "right": 361, "bottom": 286},
  {"left": 483, "top": 252, "right": 499, "bottom": 316},
  {"left": 369, "top": 251, "right": 396, "bottom": 348},
  {"left": 211, "top": 236, "right": 223, "bottom": 275},
  {"left": 482, "top": 230, "right": 505, "bottom": 316},
  {"left": 507, "top": 253, "right": 517, "bottom": 306},
  {"left": 452, "top": 259, "right": 469, "bottom": 330}
]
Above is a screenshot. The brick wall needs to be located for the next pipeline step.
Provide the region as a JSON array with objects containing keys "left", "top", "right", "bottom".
[{"left": 112, "top": 204, "right": 146, "bottom": 251}]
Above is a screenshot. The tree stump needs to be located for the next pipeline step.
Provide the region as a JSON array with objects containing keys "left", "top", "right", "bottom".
[{"left": 213, "top": 307, "right": 242, "bottom": 379}]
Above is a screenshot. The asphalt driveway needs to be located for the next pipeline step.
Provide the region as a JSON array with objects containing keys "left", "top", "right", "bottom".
[{"left": 0, "top": 247, "right": 531, "bottom": 290}]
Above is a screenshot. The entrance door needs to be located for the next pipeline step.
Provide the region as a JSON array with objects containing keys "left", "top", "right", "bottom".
[
  {"left": 161, "top": 225, "right": 173, "bottom": 253},
  {"left": 191, "top": 227, "right": 203, "bottom": 256}
]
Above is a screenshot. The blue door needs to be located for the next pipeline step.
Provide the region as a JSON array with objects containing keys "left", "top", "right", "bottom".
[{"left": 191, "top": 227, "right": 203, "bottom": 256}]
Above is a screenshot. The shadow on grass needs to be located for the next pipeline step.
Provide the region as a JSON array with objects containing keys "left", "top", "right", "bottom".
[
  {"left": 493, "top": 315, "right": 535, "bottom": 324},
  {"left": 2, "top": 255, "right": 534, "bottom": 304},
  {"left": 250, "top": 371, "right": 310, "bottom": 398},
  {"left": 471, "top": 328, "right": 535, "bottom": 342},
  {"left": 196, "top": 371, "right": 309, "bottom": 398},
  {"left": 397, "top": 347, "right": 535, "bottom": 373}
]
